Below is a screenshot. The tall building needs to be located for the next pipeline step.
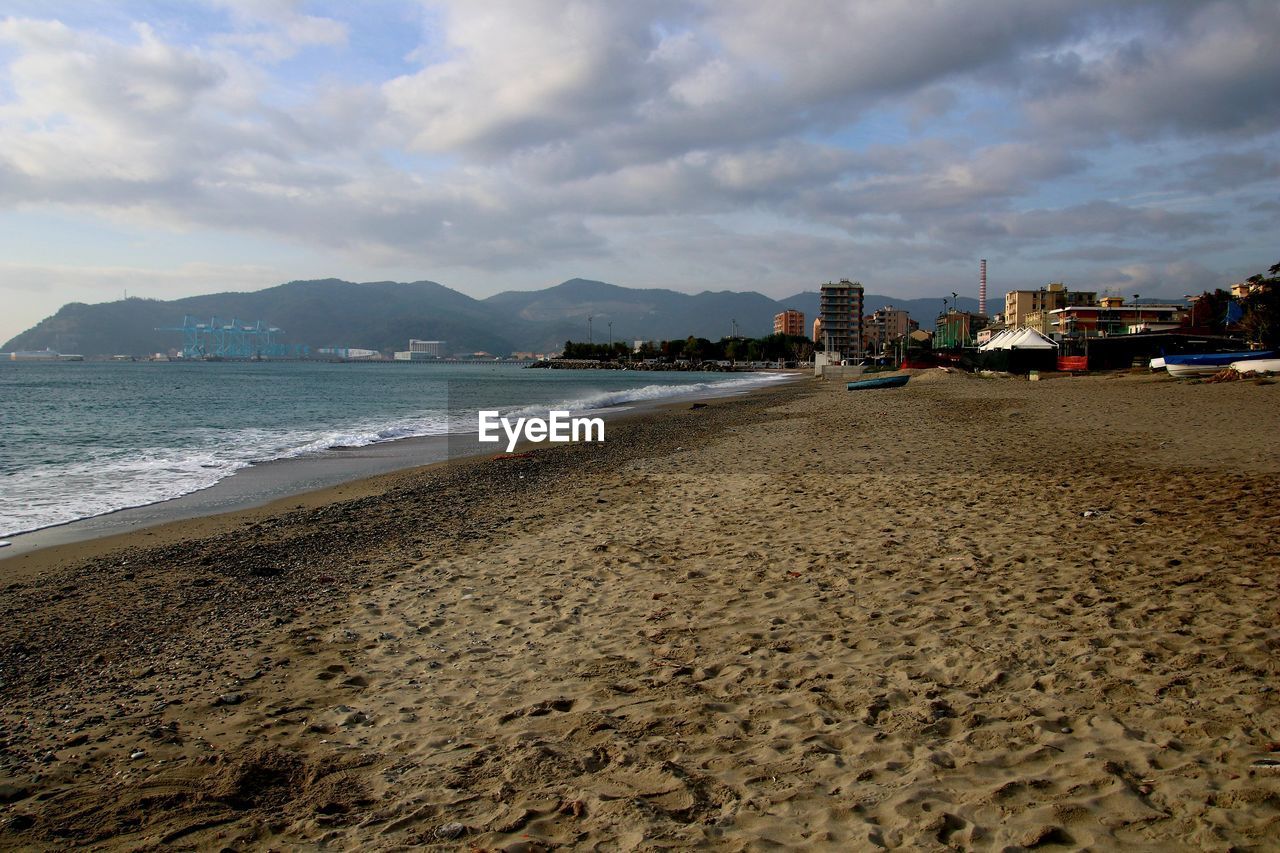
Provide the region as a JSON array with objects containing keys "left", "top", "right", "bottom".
[
  {"left": 1004, "top": 283, "right": 1097, "bottom": 329},
  {"left": 773, "top": 309, "right": 806, "bottom": 337},
  {"left": 864, "top": 305, "right": 912, "bottom": 354},
  {"left": 818, "top": 279, "right": 864, "bottom": 359}
]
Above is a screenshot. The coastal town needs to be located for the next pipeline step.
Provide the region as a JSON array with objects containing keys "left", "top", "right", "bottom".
[
  {"left": 540, "top": 260, "right": 1279, "bottom": 378},
  {"left": 8, "top": 262, "right": 1277, "bottom": 376}
]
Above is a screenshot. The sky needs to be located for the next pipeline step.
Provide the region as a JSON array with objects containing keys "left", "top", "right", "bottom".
[{"left": 1, "top": 1, "right": 1278, "bottom": 342}]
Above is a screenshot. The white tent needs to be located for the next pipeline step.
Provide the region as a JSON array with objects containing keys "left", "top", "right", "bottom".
[
  {"left": 980, "top": 327, "right": 1057, "bottom": 351},
  {"left": 1007, "top": 328, "right": 1057, "bottom": 349},
  {"left": 979, "top": 329, "right": 1017, "bottom": 351}
]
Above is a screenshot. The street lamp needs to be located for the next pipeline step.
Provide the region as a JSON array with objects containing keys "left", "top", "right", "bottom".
[
  {"left": 588, "top": 315, "right": 593, "bottom": 344},
  {"left": 1185, "top": 294, "right": 1195, "bottom": 329},
  {"left": 1133, "top": 294, "right": 1141, "bottom": 332}
]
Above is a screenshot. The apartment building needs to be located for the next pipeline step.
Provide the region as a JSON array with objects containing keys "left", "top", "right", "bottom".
[
  {"left": 773, "top": 309, "right": 806, "bottom": 337},
  {"left": 864, "top": 305, "right": 912, "bottom": 354},
  {"left": 1005, "top": 283, "right": 1097, "bottom": 329},
  {"left": 818, "top": 279, "right": 865, "bottom": 359}
]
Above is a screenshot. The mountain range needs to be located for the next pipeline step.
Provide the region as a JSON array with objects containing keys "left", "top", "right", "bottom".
[{"left": 3, "top": 278, "right": 979, "bottom": 357}]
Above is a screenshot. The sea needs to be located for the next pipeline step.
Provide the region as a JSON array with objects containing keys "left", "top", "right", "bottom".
[{"left": 0, "top": 361, "right": 789, "bottom": 538}]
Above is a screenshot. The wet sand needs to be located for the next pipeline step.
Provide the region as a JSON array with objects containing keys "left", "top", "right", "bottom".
[{"left": 1, "top": 371, "right": 1278, "bottom": 849}]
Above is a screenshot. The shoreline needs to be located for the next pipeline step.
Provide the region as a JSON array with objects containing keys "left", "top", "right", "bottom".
[
  {"left": 2, "top": 371, "right": 1277, "bottom": 848},
  {"left": 0, "top": 371, "right": 802, "bottom": 569}
]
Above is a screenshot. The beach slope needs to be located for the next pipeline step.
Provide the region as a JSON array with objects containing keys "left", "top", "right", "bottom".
[{"left": 1, "top": 372, "right": 1278, "bottom": 849}]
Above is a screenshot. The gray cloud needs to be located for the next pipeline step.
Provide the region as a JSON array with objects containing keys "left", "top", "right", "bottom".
[
  {"left": 1152, "top": 149, "right": 1280, "bottom": 193},
  {"left": 1082, "top": 259, "right": 1232, "bottom": 297},
  {"left": 1022, "top": 2, "right": 1280, "bottom": 141},
  {"left": 0, "top": 0, "right": 1277, "bottom": 342},
  {"left": 1003, "top": 201, "right": 1215, "bottom": 240}
]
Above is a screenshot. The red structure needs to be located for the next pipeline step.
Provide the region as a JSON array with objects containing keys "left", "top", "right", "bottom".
[{"left": 1057, "top": 355, "right": 1088, "bottom": 372}]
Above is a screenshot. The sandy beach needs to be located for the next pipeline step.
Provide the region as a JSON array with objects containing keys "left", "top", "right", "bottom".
[{"left": 2, "top": 371, "right": 1278, "bottom": 850}]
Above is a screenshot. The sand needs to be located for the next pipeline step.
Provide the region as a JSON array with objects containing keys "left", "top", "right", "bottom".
[{"left": 1, "top": 371, "right": 1278, "bottom": 850}]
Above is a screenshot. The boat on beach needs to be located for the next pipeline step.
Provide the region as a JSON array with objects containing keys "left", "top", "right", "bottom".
[
  {"left": 1163, "top": 350, "right": 1274, "bottom": 377},
  {"left": 1229, "top": 357, "right": 1280, "bottom": 374},
  {"left": 847, "top": 374, "right": 910, "bottom": 391}
]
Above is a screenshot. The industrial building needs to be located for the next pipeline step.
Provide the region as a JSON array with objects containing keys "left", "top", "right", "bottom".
[{"left": 394, "top": 339, "right": 446, "bottom": 361}]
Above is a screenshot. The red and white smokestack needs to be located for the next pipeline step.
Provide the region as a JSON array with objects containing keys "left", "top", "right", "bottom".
[{"left": 979, "top": 259, "right": 987, "bottom": 317}]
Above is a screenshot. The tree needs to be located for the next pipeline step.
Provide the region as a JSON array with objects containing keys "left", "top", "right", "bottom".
[
  {"left": 1190, "top": 289, "right": 1234, "bottom": 334},
  {"left": 681, "top": 336, "right": 713, "bottom": 361},
  {"left": 1240, "top": 262, "right": 1280, "bottom": 350}
]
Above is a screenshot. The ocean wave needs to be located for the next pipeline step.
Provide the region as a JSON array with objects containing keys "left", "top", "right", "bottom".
[
  {"left": 0, "top": 372, "right": 794, "bottom": 538},
  {"left": 503, "top": 372, "right": 794, "bottom": 419},
  {"left": 0, "top": 414, "right": 453, "bottom": 537}
]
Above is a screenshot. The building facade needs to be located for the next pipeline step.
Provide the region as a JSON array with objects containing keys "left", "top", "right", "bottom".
[
  {"left": 864, "top": 305, "right": 912, "bottom": 354},
  {"left": 1049, "top": 301, "right": 1184, "bottom": 338},
  {"left": 1004, "top": 283, "right": 1098, "bottom": 329},
  {"left": 773, "top": 309, "right": 806, "bottom": 337},
  {"left": 1022, "top": 310, "right": 1051, "bottom": 336},
  {"left": 394, "top": 339, "right": 447, "bottom": 360},
  {"left": 934, "top": 310, "right": 989, "bottom": 348},
  {"left": 818, "top": 279, "right": 865, "bottom": 359}
]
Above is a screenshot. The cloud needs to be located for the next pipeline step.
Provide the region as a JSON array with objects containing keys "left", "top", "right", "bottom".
[
  {"left": 1023, "top": 2, "right": 1280, "bottom": 141},
  {"left": 0, "top": 0, "right": 1278, "bottom": 344},
  {"left": 1084, "top": 259, "right": 1232, "bottom": 297},
  {"left": 1152, "top": 149, "right": 1280, "bottom": 194},
  {"left": 1003, "top": 200, "right": 1215, "bottom": 240},
  {"left": 208, "top": 0, "right": 347, "bottom": 60}
]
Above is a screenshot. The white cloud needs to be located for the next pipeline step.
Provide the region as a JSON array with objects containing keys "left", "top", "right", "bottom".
[
  {"left": 208, "top": 0, "right": 347, "bottom": 60},
  {"left": 0, "top": 0, "right": 1278, "bottom": 342}
]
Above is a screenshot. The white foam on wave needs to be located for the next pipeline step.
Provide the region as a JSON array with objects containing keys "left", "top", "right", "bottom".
[
  {"left": 0, "top": 372, "right": 795, "bottom": 537},
  {"left": 0, "top": 413, "right": 453, "bottom": 537},
  {"left": 504, "top": 371, "right": 794, "bottom": 419}
]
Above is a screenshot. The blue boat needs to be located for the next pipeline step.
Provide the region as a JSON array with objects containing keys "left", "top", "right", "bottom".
[
  {"left": 1163, "top": 350, "right": 1274, "bottom": 378},
  {"left": 847, "top": 374, "right": 910, "bottom": 390}
]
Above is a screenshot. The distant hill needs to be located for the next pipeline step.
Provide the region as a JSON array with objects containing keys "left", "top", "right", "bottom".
[
  {"left": 4, "top": 277, "right": 982, "bottom": 357},
  {"left": 483, "top": 278, "right": 789, "bottom": 347},
  {"left": 4, "top": 279, "right": 530, "bottom": 357}
]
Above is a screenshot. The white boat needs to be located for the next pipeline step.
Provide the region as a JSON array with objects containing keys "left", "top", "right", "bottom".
[
  {"left": 1164, "top": 350, "right": 1274, "bottom": 378},
  {"left": 1229, "top": 357, "right": 1280, "bottom": 374}
]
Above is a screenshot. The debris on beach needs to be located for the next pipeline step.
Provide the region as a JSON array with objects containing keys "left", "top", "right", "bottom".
[{"left": 1204, "top": 367, "right": 1243, "bottom": 383}]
